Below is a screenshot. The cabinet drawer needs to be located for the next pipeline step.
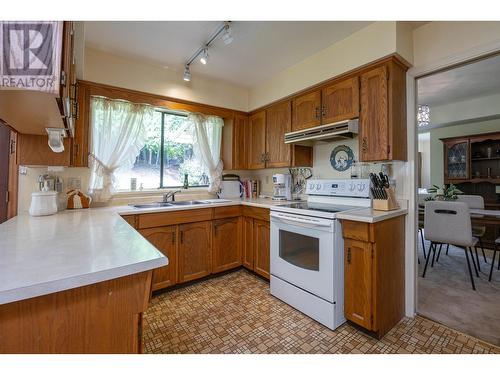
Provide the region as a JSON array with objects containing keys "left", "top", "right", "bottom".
[
  {"left": 242, "top": 206, "right": 270, "bottom": 222},
  {"left": 341, "top": 220, "right": 374, "bottom": 242},
  {"left": 138, "top": 208, "right": 213, "bottom": 229},
  {"left": 214, "top": 205, "right": 242, "bottom": 219}
]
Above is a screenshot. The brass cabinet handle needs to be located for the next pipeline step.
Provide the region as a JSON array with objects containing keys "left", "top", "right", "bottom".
[
  {"left": 260, "top": 153, "right": 265, "bottom": 162},
  {"left": 361, "top": 137, "right": 368, "bottom": 152},
  {"left": 347, "top": 247, "right": 351, "bottom": 264},
  {"left": 315, "top": 107, "right": 320, "bottom": 120},
  {"left": 321, "top": 105, "right": 326, "bottom": 117},
  {"left": 265, "top": 152, "right": 270, "bottom": 162}
]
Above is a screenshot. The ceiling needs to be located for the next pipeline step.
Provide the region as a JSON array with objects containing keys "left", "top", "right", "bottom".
[
  {"left": 84, "top": 21, "right": 372, "bottom": 88},
  {"left": 417, "top": 53, "right": 500, "bottom": 106}
]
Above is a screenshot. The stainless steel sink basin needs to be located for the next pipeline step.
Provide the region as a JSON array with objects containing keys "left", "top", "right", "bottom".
[
  {"left": 169, "top": 200, "right": 207, "bottom": 206},
  {"left": 130, "top": 202, "right": 173, "bottom": 209}
]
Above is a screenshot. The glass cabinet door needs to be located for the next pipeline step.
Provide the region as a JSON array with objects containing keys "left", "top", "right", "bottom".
[{"left": 445, "top": 140, "right": 469, "bottom": 180}]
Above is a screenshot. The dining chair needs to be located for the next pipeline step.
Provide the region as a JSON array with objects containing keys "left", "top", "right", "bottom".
[
  {"left": 422, "top": 201, "right": 478, "bottom": 290},
  {"left": 417, "top": 193, "right": 431, "bottom": 260},
  {"left": 489, "top": 237, "right": 500, "bottom": 282},
  {"left": 456, "top": 195, "right": 488, "bottom": 270}
]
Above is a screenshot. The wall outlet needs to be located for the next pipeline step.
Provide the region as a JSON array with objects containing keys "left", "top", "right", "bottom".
[{"left": 19, "top": 166, "right": 28, "bottom": 175}]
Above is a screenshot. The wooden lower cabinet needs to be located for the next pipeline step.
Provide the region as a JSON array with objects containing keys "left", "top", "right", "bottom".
[
  {"left": 342, "top": 216, "right": 405, "bottom": 338},
  {"left": 178, "top": 220, "right": 212, "bottom": 283},
  {"left": 242, "top": 216, "right": 254, "bottom": 270},
  {"left": 212, "top": 217, "right": 242, "bottom": 273},
  {"left": 344, "top": 238, "right": 373, "bottom": 330},
  {"left": 140, "top": 226, "right": 177, "bottom": 291},
  {"left": 253, "top": 219, "right": 270, "bottom": 279},
  {"left": 0, "top": 271, "right": 152, "bottom": 353}
]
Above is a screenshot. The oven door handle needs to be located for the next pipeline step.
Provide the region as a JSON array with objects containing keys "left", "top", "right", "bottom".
[{"left": 270, "top": 212, "right": 333, "bottom": 228}]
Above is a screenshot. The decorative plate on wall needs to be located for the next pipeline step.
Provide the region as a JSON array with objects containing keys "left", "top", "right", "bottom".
[{"left": 330, "top": 145, "right": 354, "bottom": 172}]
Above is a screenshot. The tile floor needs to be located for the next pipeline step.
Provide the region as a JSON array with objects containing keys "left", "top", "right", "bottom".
[{"left": 143, "top": 269, "right": 500, "bottom": 354}]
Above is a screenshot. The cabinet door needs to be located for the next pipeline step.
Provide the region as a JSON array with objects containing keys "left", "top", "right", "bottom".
[
  {"left": 359, "top": 65, "right": 389, "bottom": 162},
  {"left": 443, "top": 139, "right": 469, "bottom": 182},
  {"left": 291, "top": 90, "right": 321, "bottom": 131},
  {"left": 178, "top": 221, "right": 212, "bottom": 283},
  {"left": 17, "top": 133, "right": 71, "bottom": 166},
  {"left": 344, "top": 238, "right": 373, "bottom": 330},
  {"left": 234, "top": 114, "right": 248, "bottom": 169},
  {"left": 242, "top": 216, "right": 254, "bottom": 270},
  {"left": 72, "top": 81, "right": 90, "bottom": 167},
  {"left": 321, "top": 76, "right": 359, "bottom": 124},
  {"left": 140, "top": 226, "right": 177, "bottom": 291},
  {"left": 247, "top": 111, "right": 266, "bottom": 169},
  {"left": 253, "top": 219, "right": 270, "bottom": 280},
  {"left": 266, "top": 101, "right": 291, "bottom": 168},
  {"left": 212, "top": 217, "right": 241, "bottom": 273}
]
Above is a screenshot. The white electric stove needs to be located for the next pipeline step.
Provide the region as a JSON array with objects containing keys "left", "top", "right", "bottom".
[{"left": 270, "top": 178, "right": 371, "bottom": 330}]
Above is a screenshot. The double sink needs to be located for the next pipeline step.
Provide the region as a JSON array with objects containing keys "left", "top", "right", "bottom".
[{"left": 131, "top": 199, "right": 232, "bottom": 209}]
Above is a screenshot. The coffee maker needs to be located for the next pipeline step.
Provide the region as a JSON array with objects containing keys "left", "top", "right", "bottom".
[{"left": 272, "top": 174, "right": 292, "bottom": 201}]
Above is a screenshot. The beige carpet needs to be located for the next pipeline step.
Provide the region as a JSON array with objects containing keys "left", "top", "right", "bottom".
[{"left": 418, "top": 237, "right": 500, "bottom": 346}]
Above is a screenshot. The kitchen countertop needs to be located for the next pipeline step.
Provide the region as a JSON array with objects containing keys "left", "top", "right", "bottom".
[
  {"left": 336, "top": 207, "right": 408, "bottom": 223},
  {"left": 0, "top": 196, "right": 406, "bottom": 305}
]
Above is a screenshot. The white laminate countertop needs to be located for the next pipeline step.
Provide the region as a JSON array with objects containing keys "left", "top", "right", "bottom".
[
  {"left": 336, "top": 207, "right": 408, "bottom": 223},
  {"left": 0, "top": 196, "right": 406, "bottom": 305}
]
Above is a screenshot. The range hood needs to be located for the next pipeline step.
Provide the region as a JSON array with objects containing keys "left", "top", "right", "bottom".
[{"left": 284, "top": 119, "right": 359, "bottom": 144}]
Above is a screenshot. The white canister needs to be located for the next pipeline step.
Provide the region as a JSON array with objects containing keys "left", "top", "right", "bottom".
[{"left": 29, "top": 191, "right": 58, "bottom": 216}]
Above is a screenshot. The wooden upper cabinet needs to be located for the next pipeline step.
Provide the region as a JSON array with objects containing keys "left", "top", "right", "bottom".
[
  {"left": 253, "top": 219, "right": 270, "bottom": 280},
  {"left": 247, "top": 111, "right": 266, "bottom": 169},
  {"left": 266, "top": 101, "right": 291, "bottom": 168},
  {"left": 321, "top": 77, "right": 359, "bottom": 124},
  {"left": 139, "top": 226, "right": 177, "bottom": 291},
  {"left": 178, "top": 221, "right": 212, "bottom": 283},
  {"left": 359, "top": 65, "right": 389, "bottom": 162},
  {"left": 359, "top": 61, "right": 407, "bottom": 162},
  {"left": 72, "top": 81, "right": 90, "bottom": 167},
  {"left": 212, "top": 217, "right": 241, "bottom": 273},
  {"left": 291, "top": 90, "right": 321, "bottom": 131},
  {"left": 233, "top": 114, "right": 248, "bottom": 170},
  {"left": 17, "top": 133, "right": 71, "bottom": 166},
  {"left": 344, "top": 238, "right": 374, "bottom": 330}
]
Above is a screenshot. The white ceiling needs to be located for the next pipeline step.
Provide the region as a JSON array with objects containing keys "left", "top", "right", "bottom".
[
  {"left": 417, "top": 53, "right": 500, "bottom": 106},
  {"left": 84, "top": 21, "right": 372, "bottom": 88}
]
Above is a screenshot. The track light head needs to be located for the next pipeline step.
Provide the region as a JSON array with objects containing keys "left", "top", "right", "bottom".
[
  {"left": 221, "top": 23, "right": 233, "bottom": 45},
  {"left": 183, "top": 65, "right": 191, "bottom": 82},
  {"left": 200, "top": 48, "right": 209, "bottom": 65}
]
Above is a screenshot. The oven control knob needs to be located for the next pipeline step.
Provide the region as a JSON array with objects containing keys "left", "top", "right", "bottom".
[
  {"left": 316, "top": 184, "right": 322, "bottom": 191},
  {"left": 358, "top": 183, "right": 366, "bottom": 192},
  {"left": 348, "top": 182, "right": 356, "bottom": 191}
]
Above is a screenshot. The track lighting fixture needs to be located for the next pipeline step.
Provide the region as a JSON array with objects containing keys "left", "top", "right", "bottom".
[
  {"left": 200, "top": 48, "right": 209, "bottom": 65},
  {"left": 221, "top": 22, "right": 233, "bottom": 45},
  {"left": 182, "top": 21, "right": 233, "bottom": 82},
  {"left": 183, "top": 65, "right": 191, "bottom": 82}
]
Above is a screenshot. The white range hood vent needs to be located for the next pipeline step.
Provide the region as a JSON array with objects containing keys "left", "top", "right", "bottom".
[{"left": 284, "top": 119, "right": 359, "bottom": 145}]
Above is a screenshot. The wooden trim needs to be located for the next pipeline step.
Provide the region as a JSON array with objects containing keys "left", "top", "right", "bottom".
[
  {"left": 248, "top": 54, "right": 410, "bottom": 115},
  {"left": 77, "top": 80, "right": 246, "bottom": 119}
]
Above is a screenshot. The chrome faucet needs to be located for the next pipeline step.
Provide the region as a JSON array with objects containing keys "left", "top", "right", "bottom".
[{"left": 163, "top": 190, "right": 181, "bottom": 202}]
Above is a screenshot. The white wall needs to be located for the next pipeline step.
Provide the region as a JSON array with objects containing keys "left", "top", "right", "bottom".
[
  {"left": 248, "top": 22, "right": 404, "bottom": 110},
  {"left": 413, "top": 22, "right": 500, "bottom": 68},
  {"left": 417, "top": 132, "right": 431, "bottom": 189},
  {"left": 84, "top": 48, "right": 249, "bottom": 111}
]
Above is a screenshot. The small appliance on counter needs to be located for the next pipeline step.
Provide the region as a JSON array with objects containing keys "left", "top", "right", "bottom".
[
  {"left": 217, "top": 174, "right": 243, "bottom": 199},
  {"left": 272, "top": 174, "right": 292, "bottom": 201},
  {"left": 29, "top": 190, "right": 58, "bottom": 217}
]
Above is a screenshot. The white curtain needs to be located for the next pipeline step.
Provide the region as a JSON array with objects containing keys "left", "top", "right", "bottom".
[
  {"left": 89, "top": 97, "right": 154, "bottom": 202},
  {"left": 187, "top": 113, "right": 224, "bottom": 194}
]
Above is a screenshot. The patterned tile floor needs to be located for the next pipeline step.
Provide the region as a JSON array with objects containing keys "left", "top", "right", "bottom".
[{"left": 143, "top": 269, "right": 500, "bottom": 354}]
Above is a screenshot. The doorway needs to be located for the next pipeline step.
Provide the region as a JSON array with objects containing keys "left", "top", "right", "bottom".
[{"left": 415, "top": 53, "right": 500, "bottom": 345}]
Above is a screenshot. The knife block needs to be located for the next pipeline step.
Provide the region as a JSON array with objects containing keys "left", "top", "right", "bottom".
[{"left": 372, "top": 187, "right": 400, "bottom": 211}]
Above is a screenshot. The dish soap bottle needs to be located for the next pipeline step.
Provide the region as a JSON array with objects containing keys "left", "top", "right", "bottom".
[{"left": 183, "top": 173, "right": 189, "bottom": 189}]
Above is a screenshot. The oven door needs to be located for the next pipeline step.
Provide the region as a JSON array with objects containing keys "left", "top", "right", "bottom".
[{"left": 270, "top": 211, "right": 336, "bottom": 302}]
